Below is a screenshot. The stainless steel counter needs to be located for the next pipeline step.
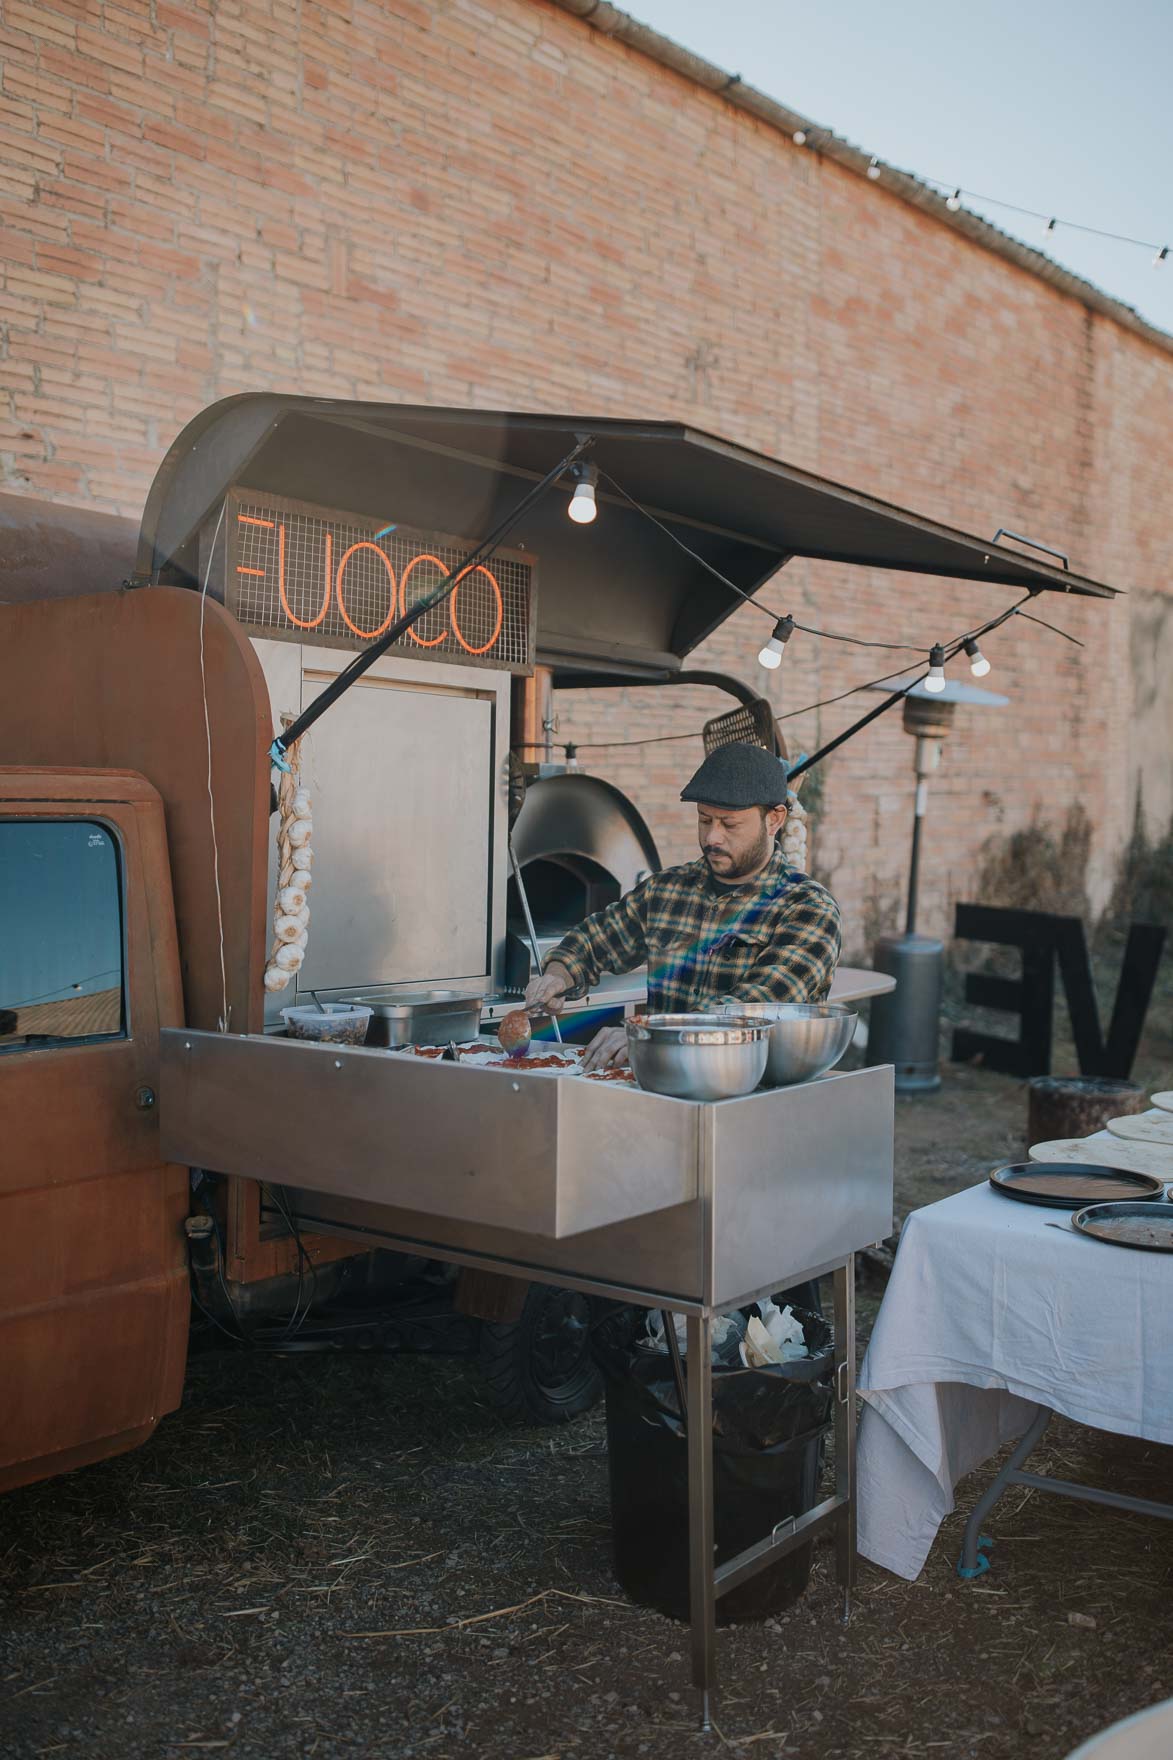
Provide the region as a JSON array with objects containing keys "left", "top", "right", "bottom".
[{"left": 159, "top": 1028, "right": 894, "bottom": 1724}]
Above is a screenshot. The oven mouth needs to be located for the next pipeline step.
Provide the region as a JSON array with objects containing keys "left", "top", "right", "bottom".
[{"left": 507, "top": 854, "right": 621, "bottom": 936}]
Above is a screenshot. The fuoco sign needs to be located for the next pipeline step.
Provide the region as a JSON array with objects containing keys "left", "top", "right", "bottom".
[{"left": 223, "top": 489, "right": 534, "bottom": 671}]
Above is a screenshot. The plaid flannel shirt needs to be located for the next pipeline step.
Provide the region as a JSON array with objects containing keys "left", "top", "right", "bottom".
[{"left": 549, "top": 848, "right": 841, "bottom": 1012}]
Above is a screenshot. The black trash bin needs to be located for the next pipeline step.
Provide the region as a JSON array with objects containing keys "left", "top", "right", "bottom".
[{"left": 596, "top": 1309, "right": 833, "bottom": 1623}]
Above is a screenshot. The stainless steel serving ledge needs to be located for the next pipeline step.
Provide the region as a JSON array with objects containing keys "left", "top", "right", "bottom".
[{"left": 159, "top": 1030, "right": 894, "bottom": 1724}]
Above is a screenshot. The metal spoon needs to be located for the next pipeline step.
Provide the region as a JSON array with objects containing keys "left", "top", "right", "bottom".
[{"left": 508, "top": 835, "right": 562, "bottom": 1045}]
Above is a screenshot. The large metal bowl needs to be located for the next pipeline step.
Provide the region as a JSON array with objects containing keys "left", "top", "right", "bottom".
[
  {"left": 721, "top": 1001, "right": 857, "bottom": 1087},
  {"left": 626, "top": 1013, "right": 770, "bottom": 1101}
]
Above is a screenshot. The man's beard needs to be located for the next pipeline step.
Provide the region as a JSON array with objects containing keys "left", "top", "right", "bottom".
[{"left": 703, "top": 822, "right": 772, "bottom": 882}]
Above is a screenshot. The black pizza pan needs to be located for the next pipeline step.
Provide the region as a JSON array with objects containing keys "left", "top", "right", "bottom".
[
  {"left": 1071, "top": 1201, "right": 1173, "bottom": 1251},
  {"left": 988, "top": 1162, "right": 1166, "bottom": 1210}
]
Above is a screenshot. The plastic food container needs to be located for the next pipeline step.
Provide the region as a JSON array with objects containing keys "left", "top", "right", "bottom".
[{"left": 281, "top": 1003, "right": 373, "bottom": 1045}]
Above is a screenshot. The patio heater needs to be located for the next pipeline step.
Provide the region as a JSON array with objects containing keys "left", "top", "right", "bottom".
[{"left": 866, "top": 677, "right": 1007, "bottom": 1092}]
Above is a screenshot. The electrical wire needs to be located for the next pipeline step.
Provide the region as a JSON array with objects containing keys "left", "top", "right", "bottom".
[
  {"left": 919, "top": 176, "right": 1169, "bottom": 255},
  {"left": 540, "top": 590, "right": 1078, "bottom": 758},
  {"left": 198, "top": 501, "right": 231, "bottom": 1035},
  {"left": 790, "top": 619, "right": 929, "bottom": 653},
  {"left": 599, "top": 465, "right": 1078, "bottom": 662}
]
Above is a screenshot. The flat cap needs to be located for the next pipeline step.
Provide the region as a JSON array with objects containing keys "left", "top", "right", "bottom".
[{"left": 680, "top": 742, "right": 789, "bottom": 808}]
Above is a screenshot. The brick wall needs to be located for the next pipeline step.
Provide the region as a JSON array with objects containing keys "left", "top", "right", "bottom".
[{"left": 2, "top": 0, "right": 1171, "bottom": 951}]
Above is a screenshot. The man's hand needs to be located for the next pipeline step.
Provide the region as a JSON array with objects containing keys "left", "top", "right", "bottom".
[
  {"left": 582, "top": 1025, "right": 630, "bottom": 1074},
  {"left": 524, "top": 960, "right": 573, "bottom": 1017}
]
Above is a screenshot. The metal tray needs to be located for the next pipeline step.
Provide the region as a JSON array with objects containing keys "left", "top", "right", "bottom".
[
  {"left": 342, "top": 990, "right": 483, "bottom": 1047},
  {"left": 1072, "top": 1201, "right": 1173, "bottom": 1252},
  {"left": 989, "top": 1162, "right": 1166, "bottom": 1209}
]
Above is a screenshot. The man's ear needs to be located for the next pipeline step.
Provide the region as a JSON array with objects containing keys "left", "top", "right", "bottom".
[{"left": 766, "top": 802, "right": 788, "bottom": 837}]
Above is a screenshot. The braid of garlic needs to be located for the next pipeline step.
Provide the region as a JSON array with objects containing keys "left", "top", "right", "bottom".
[
  {"left": 263, "top": 737, "right": 314, "bottom": 994},
  {"left": 780, "top": 788, "right": 809, "bottom": 872}
]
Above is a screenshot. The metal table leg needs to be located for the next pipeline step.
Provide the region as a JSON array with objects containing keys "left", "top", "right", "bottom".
[
  {"left": 960, "top": 1404, "right": 1051, "bottom": 1576},
  {"left": 833, "top": 1256, "right": 857, "bottom": 1621},
  {"left": 959, "top": 1403, "right": 1173, "bottom": 1579},
  {"left": 686, "top": 1311, "right": 715, "bottom": 1732}
]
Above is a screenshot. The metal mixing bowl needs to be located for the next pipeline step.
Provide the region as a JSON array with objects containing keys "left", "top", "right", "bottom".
[
  {"left": 720, "top": 1001, "right": 857, "bottom": 1087},
  {"left": 625, "top": 1013, "right": 770, "bottom": 1101}
]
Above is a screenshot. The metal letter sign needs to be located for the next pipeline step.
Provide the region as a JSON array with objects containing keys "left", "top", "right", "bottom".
[
  {"left": 952, "top": 904, "right": 1167, "bottom": 1078},
  {"left": 222, "top": 489, "right": 536, "bottom": 673}
]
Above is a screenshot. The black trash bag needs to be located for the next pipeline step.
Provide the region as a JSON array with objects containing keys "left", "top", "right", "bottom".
[{"left": 594, "top": 1306, "right": 833, "bottom": 1623}]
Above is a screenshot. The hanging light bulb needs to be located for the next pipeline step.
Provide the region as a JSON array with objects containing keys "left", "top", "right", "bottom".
[
  {"left": 866, "top": 156, "right": 881, "bottom": 180},
  {"left": 792, "top": 128, "right": 807, "bottom": 146},
  {"left": 757, "top": 614, "right": 795, "bottom": 671},
  {"left": 567, "top": 462, "right": 598, "bottom": 524},
  {"left": 946, "top": 188, "right": 962, "bottom": 211},
  {"left": 1043, "top": 217, "right": 1057, "bottom": 238},
  {"left": 963, "top": 637, "right": 991, "bottom": 678},
  {"left": 924, "top": 644, "right": 947, "bottom": 692}
]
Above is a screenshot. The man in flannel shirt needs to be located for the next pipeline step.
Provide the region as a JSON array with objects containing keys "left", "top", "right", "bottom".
[{"left": 525, "top": 742, "right": 841, "bottom": 1074}]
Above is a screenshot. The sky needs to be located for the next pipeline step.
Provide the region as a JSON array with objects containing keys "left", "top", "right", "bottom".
[{"left": 625, "top": 0, "right": 1173, "bottom": 335}]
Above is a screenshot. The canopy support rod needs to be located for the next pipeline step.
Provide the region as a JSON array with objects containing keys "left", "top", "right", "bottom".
[{"left": 268, "top": 437, "right": 593, "bottom": 768}]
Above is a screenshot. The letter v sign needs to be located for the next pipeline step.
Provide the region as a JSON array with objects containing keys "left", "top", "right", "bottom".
[{"left": 1051, "top": 918, "right": 1167, "bottom": 1079}]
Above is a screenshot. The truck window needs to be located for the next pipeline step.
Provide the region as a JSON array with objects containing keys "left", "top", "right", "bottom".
[{"left": 0, "top": 820, "right": 126, "bottom": 1050}]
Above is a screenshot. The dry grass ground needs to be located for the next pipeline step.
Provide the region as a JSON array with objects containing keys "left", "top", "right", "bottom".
[{"left": 3, "top": 980, "right": 1172, "bottom": 1759}]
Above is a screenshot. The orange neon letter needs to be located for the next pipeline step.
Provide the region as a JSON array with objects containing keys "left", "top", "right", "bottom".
[
  {"left": 278, "top": 524, "right": 333, "bottom": 630},
  {"left": 450, "top": 563, "right": 503, "bottom": 656},
  {"left": 335, "top": 540, "right": 397, "bottom": 639},
  {"left": 398, "top": 552, "right": 451, "bottom": 647}
]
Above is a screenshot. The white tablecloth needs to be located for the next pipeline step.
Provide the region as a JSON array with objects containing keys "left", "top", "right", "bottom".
[{"left": 857, "top": 1180, "right": 1173, "bottom": 1580}]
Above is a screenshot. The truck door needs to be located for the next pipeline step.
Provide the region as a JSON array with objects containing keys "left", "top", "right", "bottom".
[{"left": 0, "top": 770, "right": 189, "bottom": 1492}]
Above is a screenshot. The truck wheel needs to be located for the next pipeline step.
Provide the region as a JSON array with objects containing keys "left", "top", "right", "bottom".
[{"left": 478, "top": 1284, "right": 601, "bottom": 1423}]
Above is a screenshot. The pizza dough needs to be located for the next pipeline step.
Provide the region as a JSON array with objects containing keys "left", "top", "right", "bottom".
[
  {"left": 1107, "top": 1110, "right": 1173, "bottom": 1145},
  {"left": 1029, "top": 1136, "right": 1173, "bottom": 1177}
]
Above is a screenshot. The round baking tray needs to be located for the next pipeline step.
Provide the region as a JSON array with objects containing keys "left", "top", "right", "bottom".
[
  {"left": 1071, "top": 1201, "right": 1173, "bottom": 1251},
  {"left": 988, "top": 1162, "right": 1166, "bottom": 1210}
]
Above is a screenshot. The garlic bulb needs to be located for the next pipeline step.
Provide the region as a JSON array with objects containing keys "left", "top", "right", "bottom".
[
  {"left": 277, "top": 885, "right": 307, "bottom": 915},
  {"left": 293, "top": 927, "right": 309, "bottom": 949},
  {"left": 274, "top": 914, "right": 303, "bottom": 943},
  {"left": 298, "top": 870, "right": 314, "bottom": 891},
  {"left": 291, "top": 789, "right": 313, "bottom": 820},
  {"left": 291, "top": 846, "right": 313, "bottom": 871},
  {"left": 275, "top": 942, "right": 304, "bottom": 972},
  {"left": 264, "top": 966, "right": 292, "bottom": 993},
  {"left": 287, "top": 817, "right": 312, "bottom": 848}
]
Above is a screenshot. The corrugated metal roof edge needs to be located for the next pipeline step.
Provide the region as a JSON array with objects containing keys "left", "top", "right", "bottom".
[{"left": 544, "top": 0, "right": 1173, "bottom": 362}]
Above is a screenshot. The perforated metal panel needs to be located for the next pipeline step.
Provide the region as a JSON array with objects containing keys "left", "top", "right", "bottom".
[
  {"left": 222, "top": 490, "right": 535, "bottom": 673},
  {"left": 702, "top": 699, "right": 778, "bottom": 755}
]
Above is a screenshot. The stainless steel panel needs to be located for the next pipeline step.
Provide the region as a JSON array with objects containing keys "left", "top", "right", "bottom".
[
  {"left": 709, "top": 1064, "right": 894, "bottom": 1306},
  {"left": 159, "top": 1029, "right": 698, "bottom": 1238},
  {"left": 299, "top": 676, "right": 493, "bottom": 990},
  {"left": 251, "top": 641, "right": 511, "bottom": 1018},
  {"left": 284, "top": 1188, "right": 709, "bottom": 1306}
]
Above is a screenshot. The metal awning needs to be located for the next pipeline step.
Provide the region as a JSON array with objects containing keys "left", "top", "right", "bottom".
[{"left": 138, "top": 398, "right": 1116, "bottom": 681}]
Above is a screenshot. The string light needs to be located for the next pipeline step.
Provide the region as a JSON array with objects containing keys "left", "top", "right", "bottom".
[
  {"left": 924, "top": 644, "right": 947, "bottom": 693},
  {"left": 757, "top": 614, "right": 795, "bottom": 670},
  {"left": 567, "top": 461, "right": 598, "bottom": 524},
  {"left": 785, "top": 129, "right": 1170, "bottom": 267},
  {"left": 916, "top": 173, "right": 1170, "bottom": 264},
  {"left": 964, "top": 637, "right": 991, "bottom": 678}
]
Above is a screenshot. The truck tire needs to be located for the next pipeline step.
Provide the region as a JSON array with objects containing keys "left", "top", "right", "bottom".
[{"left": 478, "top": 1283, "right": 602, "bottom": 1423}]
